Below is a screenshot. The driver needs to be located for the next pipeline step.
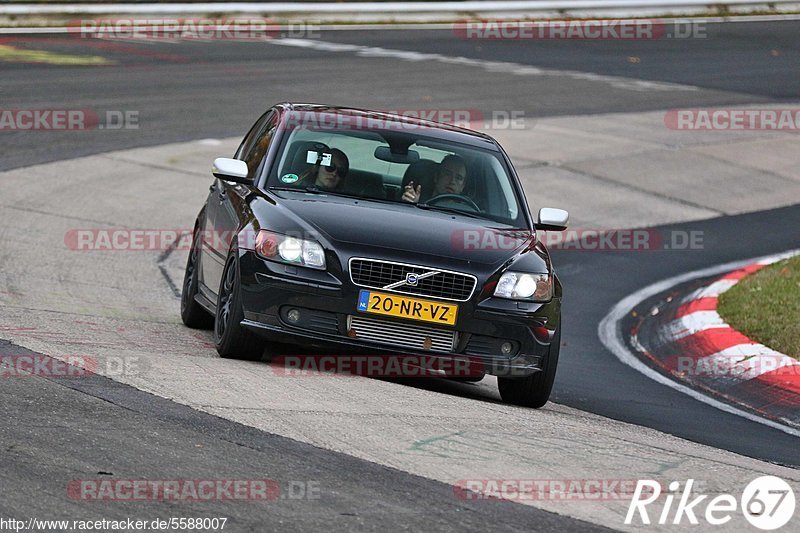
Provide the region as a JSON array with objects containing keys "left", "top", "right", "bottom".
[
  {"left": 401, "top": 154, "right": 467, "bottom": 204},
  {"left": 297, "top": 147, "right": 349, "bottom": 192}
]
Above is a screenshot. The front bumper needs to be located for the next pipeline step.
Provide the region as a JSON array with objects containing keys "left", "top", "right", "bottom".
[{"left": 238, "top": 252, "right": 560, "bottom": 377}]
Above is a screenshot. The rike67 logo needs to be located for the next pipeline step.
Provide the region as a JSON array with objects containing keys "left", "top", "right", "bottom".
[{"left": 626, "top": 477, "right": 796, "bottom": 530}]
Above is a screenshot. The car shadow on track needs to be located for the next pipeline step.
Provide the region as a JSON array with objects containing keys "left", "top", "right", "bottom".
[{"left": 259, "top": 342, "right": 505, "bottom": 404}]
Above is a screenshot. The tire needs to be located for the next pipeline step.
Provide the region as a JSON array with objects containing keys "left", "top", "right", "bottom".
[
  {"left": 180, "top": 221, "right": 214, "bottom": 329},
  {"left": 498, "top": 327, "right": 561, "bottom": 408},
  {"left": 213, "top": 247, "right": 264, "bottom": 360}
]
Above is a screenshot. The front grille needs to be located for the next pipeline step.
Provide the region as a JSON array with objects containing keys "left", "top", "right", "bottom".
[
  {"left": 348, "top": 315, "right": 457, "bottom": 353},
  {"left": 349, "top": 258, "right": 476, "bottom": 301}
]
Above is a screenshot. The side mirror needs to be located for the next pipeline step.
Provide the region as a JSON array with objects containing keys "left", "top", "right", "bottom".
[
  {"left": 212, "top": 158, "right": 251, "bottom": 184},
  {"left": 537, "top": 207, "right": 569, "bottom": 231}
]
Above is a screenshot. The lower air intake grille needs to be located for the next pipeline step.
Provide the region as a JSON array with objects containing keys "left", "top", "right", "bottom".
[{"left": 348, "top": 315, "right": 456, "bottom": 353}]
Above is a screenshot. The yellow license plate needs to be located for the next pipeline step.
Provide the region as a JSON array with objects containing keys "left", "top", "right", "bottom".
[{"left": 357, "top": 290, "right": 457, "bottom": 326}]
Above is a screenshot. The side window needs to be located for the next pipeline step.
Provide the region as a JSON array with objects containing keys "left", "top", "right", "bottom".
[{"left": 235, "top": 111, "right": 277, "bottom": 179}]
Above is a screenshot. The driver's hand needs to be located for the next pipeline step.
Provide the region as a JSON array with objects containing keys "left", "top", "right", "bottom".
[{"left": 401, "top": 182, "right": 421, "bottom": 203}]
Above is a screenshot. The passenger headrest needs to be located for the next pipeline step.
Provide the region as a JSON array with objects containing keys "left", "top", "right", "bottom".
[{"left": 401, "top": 159, "right": 438, "bottom": 191}]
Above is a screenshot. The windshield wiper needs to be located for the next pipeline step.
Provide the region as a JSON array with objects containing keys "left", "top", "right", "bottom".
[
  {"left": 270, "top": 186, "right": 322, "bottom": 194},
  {"left": 414, "top": 203, "right": 486, "bottom": 220},
  {"left": 271, "top": 186, "right": 398, "bottom": 204},
  {"left": 270, "top": 186, "right": 360, "bottom": 199}
]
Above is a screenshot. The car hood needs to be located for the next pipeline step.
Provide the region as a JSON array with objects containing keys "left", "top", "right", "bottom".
[{"left": 270, "top": 191, "right": 531, "bottom": 267}]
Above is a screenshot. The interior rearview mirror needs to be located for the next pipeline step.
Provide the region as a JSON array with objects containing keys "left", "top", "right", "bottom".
[{"left": 374, "top": 146, "right": 420, "bottom": 164}]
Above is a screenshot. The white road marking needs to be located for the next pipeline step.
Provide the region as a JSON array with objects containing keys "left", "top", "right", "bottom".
[
  {"left": 758, "top": 250, "right": 800, "bottom": 265},
  {"left": 662, "top": 310, "right": 727, "bottom": 340},
  {"left": 696, "top": 278, "right": 738, "bottom": 298},
  {"left": 270, "top": 38, "right": 700, "bottom": 92},
  {"left": 679, "top": 278, "right": 740, "bottom": 303}
]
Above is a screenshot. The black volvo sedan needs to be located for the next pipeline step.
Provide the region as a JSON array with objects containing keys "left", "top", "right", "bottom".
[{"left": 181, "top": 103, "right": 569, "bottom": 407}]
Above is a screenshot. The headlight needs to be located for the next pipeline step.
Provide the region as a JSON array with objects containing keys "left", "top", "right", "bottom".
[
  {"left": 494, "top": 272, "right": 552, "bottom": 302},
  {"left": 255, "top": 230, "right": 326, "bottom": 270}
]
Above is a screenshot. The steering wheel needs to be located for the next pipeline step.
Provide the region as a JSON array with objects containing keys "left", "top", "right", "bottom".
[{"left": 422, "top": 193, "right": 481, "bottom": 213}]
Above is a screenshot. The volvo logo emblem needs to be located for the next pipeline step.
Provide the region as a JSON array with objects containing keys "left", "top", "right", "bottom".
[{"left": 382, "top": 268, "right": 440, "bottom": 291}]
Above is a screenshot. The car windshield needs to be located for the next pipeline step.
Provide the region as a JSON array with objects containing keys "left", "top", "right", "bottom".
[{"left": 266, "top": 115, "right": 526, "bottom": 226}]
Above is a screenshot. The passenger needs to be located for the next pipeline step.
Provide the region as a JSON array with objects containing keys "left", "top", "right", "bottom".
[
  {"left": 401, "top": 154, "right": 467, "bottom": 203},
  {"left": 298, "top": 147, "right": 349, "bottom": 191}
]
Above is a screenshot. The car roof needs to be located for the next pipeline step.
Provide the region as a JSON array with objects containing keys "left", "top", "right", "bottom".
[{"left": 273, "top": 103, "right": 501, "bottom": 151}]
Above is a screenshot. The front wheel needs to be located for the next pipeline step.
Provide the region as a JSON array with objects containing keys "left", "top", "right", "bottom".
[
  {"left": 498, "top": 327, "right": 560, "bottom": 408},
  {"left": 213, "top": 248, "right": 264, "bottom": 361}
]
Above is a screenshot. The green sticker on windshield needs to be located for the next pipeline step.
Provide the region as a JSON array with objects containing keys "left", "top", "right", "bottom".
[{"left": 281, "top": 173, "right": 299, "bottom": 184}]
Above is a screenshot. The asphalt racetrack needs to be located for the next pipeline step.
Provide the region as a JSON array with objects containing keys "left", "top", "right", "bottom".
[{"left": 1, "top": 20, "right": 799, "bottom": 531}]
